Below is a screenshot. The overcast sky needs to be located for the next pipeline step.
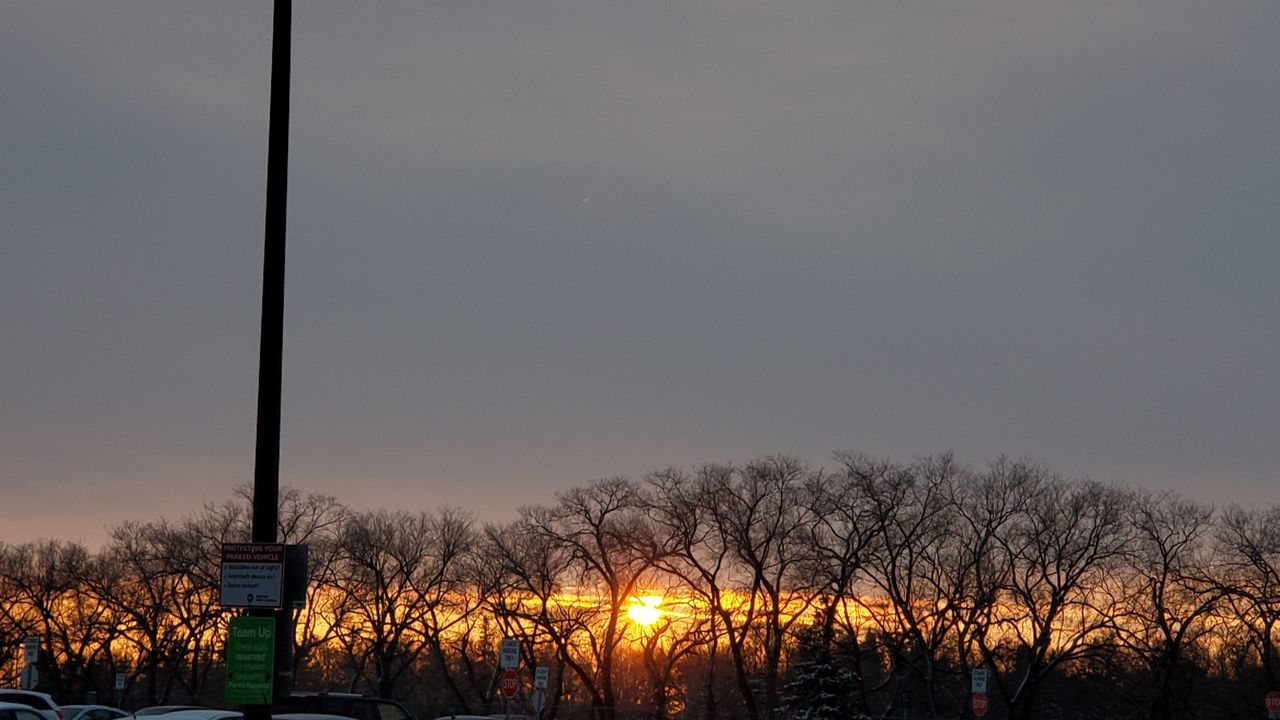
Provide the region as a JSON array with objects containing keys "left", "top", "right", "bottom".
[{"left": 3, "top": 1, "right": 1277, "bottom": 547}]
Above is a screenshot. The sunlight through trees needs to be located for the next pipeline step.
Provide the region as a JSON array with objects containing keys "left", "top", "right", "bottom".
[{"left": 1, "top": 456, "right": 1277, "bottom": 720}]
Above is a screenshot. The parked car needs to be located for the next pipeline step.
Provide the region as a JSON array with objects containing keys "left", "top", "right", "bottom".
[
  {"left": 269, "top": 693, "right": 412, "bottom": 720},
  {"left": 273, "top": 714, "right": 361, "bottom": 720},
  {"left": 61, "top": 706, "right": 129, "bottom": 720},
  {"left": 0, "top": 691, "right": 62, "bottom": 720},
  {"left": 131, "top": 710, "right": 207, "bottom": 718},
  {"left": 134, "top": 712, "right": 239, "bottom": 720},
  {"left": 0, "top": 701, "right": 57, "bottom": 720}
]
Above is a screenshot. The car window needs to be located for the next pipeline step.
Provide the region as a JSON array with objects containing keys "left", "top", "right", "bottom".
[
  {"left": 338, "top": 702, "right": 375, "bottom": 720},
  {"left": 376, "top": 703, "right": 409, "bottom": 720},
  {"left": 316, "top": 700, "right": 371, "bottom": 720}
]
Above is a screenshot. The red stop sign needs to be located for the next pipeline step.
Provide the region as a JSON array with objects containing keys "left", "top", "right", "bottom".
[
  {"left": 1266, "top": 691, "right": 1280, "bottom": 713},
  {"left": 501, "top": 669, "right": 519, "bottom": 698},
  {"left": 972, "top": 693, "right": 989, "bottom": 718}
]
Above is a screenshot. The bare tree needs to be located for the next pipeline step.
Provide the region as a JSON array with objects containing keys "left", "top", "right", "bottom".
[
  {"left": 329, "top": 508, "right": 474, "bottom": 700},
  {"left": 948, "top": 458, "right": 1039, "bottom": 714},
  {"left": 521, "top": 477, "right": 666, "bottom": 720},
  {"left": 714, "top": 457, "right": 818, "bottom": 720},
  {"left": 1214, "top": 504, "right": 1280, "bottom": 691},
  {"left": 0, "top": 540, "right": 95, "bottom": 696},
  {"left": 0, "top": 543, "right": 27, "bottom": 686},
  {"left": 88, "top": 521, "right": 220, "bottom": 704},
  {"left": 848, "top": 453, "right": 963, "bottom": 716},
  {"left": 274, "top": 488, "right": 351, "bottom": 683},
  {"left": 980, "top": 475, "right": 1130, "bottom": 720},
  {"left": 646, "top": 465, "right": 740, "bottom": 720},
  {"left": 477, "top": 517, "right": 595, "bottom": 720},
  {"left": 796, "top": 459, "right": 882, "bottom": 716},
  {"left": 1111, "top": 491, "right": 1222, "bottom": 719}
]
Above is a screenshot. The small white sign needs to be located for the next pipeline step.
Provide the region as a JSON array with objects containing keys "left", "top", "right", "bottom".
[
  {"left": 500, "top": 638, "right": 520, "bottom": 669},
  {"left": 115, "top": 673, "right": 126, "bottom": 691},
  {"left": 220, "top": 543, "right": 285, "bottom": 608},
  {"left": 23, "top": 636, "right": 39, "bottom": 665},
  {"left": 971, "top": 667, "right": 989, "bottom": 694},
  {"left": 534, "top": 666, "right": 549, "bottom": 690}
]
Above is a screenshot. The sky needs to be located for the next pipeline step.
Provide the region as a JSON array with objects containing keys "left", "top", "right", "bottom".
[{"left": 2, "top": 1, "right": 1277, "bottom": 548}]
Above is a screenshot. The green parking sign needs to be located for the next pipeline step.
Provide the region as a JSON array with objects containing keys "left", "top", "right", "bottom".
[{"left": 225, "top": 616, "right": 275, "bottom": 705}]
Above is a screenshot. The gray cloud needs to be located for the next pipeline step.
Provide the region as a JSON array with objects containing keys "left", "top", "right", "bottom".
[{"left": 2, "top": 1, "right": 1276, "bottom": 546}]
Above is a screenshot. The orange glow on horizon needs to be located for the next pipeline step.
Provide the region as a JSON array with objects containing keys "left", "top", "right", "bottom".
[{"left": 627, "top": 595, "right": 664, "bottom": 627}]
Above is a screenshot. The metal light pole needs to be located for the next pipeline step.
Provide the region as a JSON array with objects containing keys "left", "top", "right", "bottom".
[{"left": 249, "top": 1, "right": 292, "bottom": 718}]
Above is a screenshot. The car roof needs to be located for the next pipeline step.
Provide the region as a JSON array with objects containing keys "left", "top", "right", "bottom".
[
  {"left": 0, "top": 692, "right": 57, "bottom": 704},
  {"left": 138, "top": 712, "right": 240, "bottom": 720},
  {"left": 0, "top": 693, "right": 58, "bottom": 711},
  {"left": 0, "top": 704, "right": 55, "bottom": 715},
  {"left": 273, "top": 714, "right": 361, "bottom": 720},
  {"left": 62, "top": 707, "right": 128, "bottom": 718}
]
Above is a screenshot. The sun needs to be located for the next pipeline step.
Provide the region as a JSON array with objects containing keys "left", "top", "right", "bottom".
[{"left": 627, "top": 595, "right": 664, "bottom": 627}]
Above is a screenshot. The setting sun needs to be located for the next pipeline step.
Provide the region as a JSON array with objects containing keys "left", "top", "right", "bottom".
[{"left": 627, "top": 595, "right": 664, "bottom": 627}]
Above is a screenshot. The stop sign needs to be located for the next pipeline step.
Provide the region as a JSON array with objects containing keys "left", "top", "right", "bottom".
[
  {"left": 972, "top": 692, "right": 989, "bottom": 718},
  {"left": 1266, "top": 691, "right": 1280, "bottom": 714},
  {"left": 501, "top": 669, "right": 519, "bottom": 698}
]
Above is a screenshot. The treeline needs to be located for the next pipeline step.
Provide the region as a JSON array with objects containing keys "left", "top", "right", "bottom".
[{"left": 1, "top": 454, "right": 1277, "bottom": 720}]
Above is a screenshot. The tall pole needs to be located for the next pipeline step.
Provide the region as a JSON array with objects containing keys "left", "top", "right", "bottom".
[
  {"left": 253, "top": 3, "right": 290, "bottom": 543},
  {"left": 250, "top": 0, "right": 292, "bottom": 715}
]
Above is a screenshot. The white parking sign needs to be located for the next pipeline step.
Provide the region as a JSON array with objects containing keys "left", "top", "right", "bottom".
[
  {"left": 220, "top": 543, "right": 285, "bottom": 608},
  {"left": 971, "top": 667, "right": 989, "bottom": 694},
  {"left": 500, "top": 638, "right": 520, "bottom": 669}
]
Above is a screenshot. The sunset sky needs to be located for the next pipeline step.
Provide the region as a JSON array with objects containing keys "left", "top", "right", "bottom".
[{"left": 3, "top": 1, "right": 1277, "bottom": 547}]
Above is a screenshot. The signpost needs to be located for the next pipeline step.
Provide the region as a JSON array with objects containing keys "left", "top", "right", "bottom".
[
  {"left": 1266, "top": 690, "right": 1280, "bottom": 719},
  {"left": 21, "top": 636, "right": 39, "bottom": 689},
  {"left": 532, "top": 669, "right": 549, "bottom": 716},
  {"left": 225, "top": 616, "right": 276, "bottom": 705},
  {"left": 115, "top": 673, "right": 126, "bottom": 708},
  {"left": 530, "top": 689, "right": 545, "bottom": 714},
  {"left": 497, "top": 640, "right": 520, "bottom": 720},
  {"left": 246, "top": 5, "right": 292, "bottom": 720},
  {"left": 220, "top": 543, "right": 286, "bottom": 608},
  {"left": 20, "top": 664, "right": 38, "bottom": 691},
  {"left": 972, "top": 693, "right": 989, "bottom": 718}
]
